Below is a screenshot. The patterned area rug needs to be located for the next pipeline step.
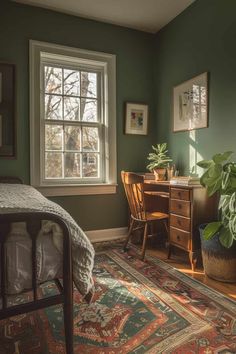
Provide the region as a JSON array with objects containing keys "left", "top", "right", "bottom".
[{"left": 0, "top": 247, "right": 236, "bottom": 353}]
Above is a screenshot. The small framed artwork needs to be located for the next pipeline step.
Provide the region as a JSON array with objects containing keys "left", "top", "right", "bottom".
[
  {"left": 125, "top": 102, "right": 148, "bottom": 135},
  {"left": 0, "top": 63, "right": 16, "bottom": 158},
  {"left": 173, "top": 72, "right": 208, "bottom": 132}
]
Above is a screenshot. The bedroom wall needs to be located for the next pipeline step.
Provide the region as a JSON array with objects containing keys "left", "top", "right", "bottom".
[
  {"left": 0, "top": 0, "right": 155, "bottom": 230},
  {"left": 154, "top": 0, "right": 236, "bottom": 175}
]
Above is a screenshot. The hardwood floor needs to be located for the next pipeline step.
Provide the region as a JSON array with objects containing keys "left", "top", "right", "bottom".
[{"left": 145, "top": 244, "right": 236, "bottom": 301}]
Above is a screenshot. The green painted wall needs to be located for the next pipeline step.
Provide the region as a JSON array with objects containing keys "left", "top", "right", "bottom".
[
  {"left": 155, "top": 0, "right": 236, "bottom": 175},
  {"left": 3, "top": 0, "right": 232, "bottom": 231},
  {"left": 0, "top": 0, "right": 155, "bottom": 230}
]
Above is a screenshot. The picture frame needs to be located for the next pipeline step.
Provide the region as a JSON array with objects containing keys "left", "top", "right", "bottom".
[
  {"left": 0, "top": 63, "right": 16, "bottom": 158},
  {"left": 173, "top": 72, "right": 208, "bottom": 132},
  {"left": 125, "top": 102, "right": 148, "bottom": 135}
]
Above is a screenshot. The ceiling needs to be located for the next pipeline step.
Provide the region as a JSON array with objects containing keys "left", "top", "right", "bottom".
[{"left": 13, "top": 0, "right": 195, "bottom": 33}]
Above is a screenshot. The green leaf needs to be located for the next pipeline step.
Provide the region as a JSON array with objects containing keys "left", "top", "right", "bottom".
[
  {"left": 208, "top": 164, "right": 222, "bottom": 178},
  {"left": 203, "top": 222, "right": 222, "bottom": 240},
  {"left": 219, "top": 194, "right": 230, "bottom": 211},
  {"left": 219, "top": 228, "right": 234, "bottom": 248},
  {"left": 197, "top": 160, "right": 213, "bottom": 169},
  {"left": 229, "top": 192, "right": 236, "bottom": 213},
  {"left": 200, "top": 171, "right": 209, "bottom": 186},
  {"left": 222, "top": 171, "right": 230, "bottom": 190},
  {"left": 213, "top": 151, "right": 233, "bottom": 164},
  {"left": 229, "top": 163, "right": 236, "bottom": 173},
  {"left": 229, "top": 179, "right": 236, "bottom": 190},
  {"left": 207, "top": 178, "right": 222, "bottom": 196}
]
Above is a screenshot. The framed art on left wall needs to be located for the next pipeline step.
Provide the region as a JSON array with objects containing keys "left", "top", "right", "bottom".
[{"left": 0, "top": 63, "right": 16, "bottom": 158}]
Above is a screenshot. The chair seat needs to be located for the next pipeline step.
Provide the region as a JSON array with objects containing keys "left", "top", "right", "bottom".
[{"left": 146, "top": 211, "right": 169, "bottom": 221}]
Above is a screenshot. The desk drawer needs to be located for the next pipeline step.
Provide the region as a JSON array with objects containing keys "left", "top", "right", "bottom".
[
  {"left": 171, "top": 188, "right": 190, "bottom": 201},
  {"left": 170, "top": 199, "right": 191, "bottom": 217},
  {"left": 170, "top": 214, "right": 191, "bottom": 232},
  {"left": 170, "top": 227, "right": 190, "bottom": 249}
]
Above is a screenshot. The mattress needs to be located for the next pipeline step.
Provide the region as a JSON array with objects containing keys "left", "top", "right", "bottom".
[{"left": 5, "top": 221, "right": 63, "bottom": 294}]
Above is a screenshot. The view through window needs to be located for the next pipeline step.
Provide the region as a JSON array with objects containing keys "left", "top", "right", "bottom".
[{"left": 44, "top": 66, "right": 101, "bottom": 180}]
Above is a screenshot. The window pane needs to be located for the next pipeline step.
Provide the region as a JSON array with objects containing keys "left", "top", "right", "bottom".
[
  {"left": 81, "top": 98, "right": 97, "bottom": 122},
  {"left": 64, "top": 97, "right": 80, "bottom": 121},
  {"left": 65, "top": 153, "right": 80, "bottom": 177},
  {"left": 45, "top": 152, "right": 63, "bottom": 178},
  {"left": 45, "top": 66, "right": 62, "bottom": 94},
  {"left": 65, "top": 126, "right": 81, "bottom": 151},
  {"left": 45, "top": 94, "right": 62, "bottom": 120},
  {"left": 82, "top": 127, "right": 99, "bottom": 152},
  {"left": 81, "top": 72, "right": 97, "bottom": 98},
  {"left": 82, "top": 153, "right": 99, "bottom": 177},
  {"left": 64, "top": 69, "right": 80, "bottom": 96},
  {"left": 45, "top": 125, "right": 63, "bottom": 150}
]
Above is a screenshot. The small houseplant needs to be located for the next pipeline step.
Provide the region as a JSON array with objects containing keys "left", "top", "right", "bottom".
[
  {"left": 197, "top": 150, "right": 236, "bottom": 282},
  {"left": 147, "top": 143, "right": 172, "bottom": 181}
]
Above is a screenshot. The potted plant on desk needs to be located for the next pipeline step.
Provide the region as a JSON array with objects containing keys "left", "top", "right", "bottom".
[
  {"left": 197, "top": 151, "right": 236, "bottom": 282},
  {"left": 147, "top": 143, "right": 172, "bottom": 181}
]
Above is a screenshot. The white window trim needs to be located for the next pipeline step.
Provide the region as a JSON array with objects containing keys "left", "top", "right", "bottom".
[{"left": 29, "top": 40, "right": 117, "bottom": 196}]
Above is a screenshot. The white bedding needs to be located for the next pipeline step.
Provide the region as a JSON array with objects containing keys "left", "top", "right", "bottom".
[{"left": 0, "top": 183, "right": 95, "bottom": 296}]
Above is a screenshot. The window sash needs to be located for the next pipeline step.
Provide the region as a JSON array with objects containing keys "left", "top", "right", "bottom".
[
  {"left": 40, "top": 61, "right": 105, "bottom": 184},
  {"left": 42, "top": 121, "right": 104, "bottom": 181}
]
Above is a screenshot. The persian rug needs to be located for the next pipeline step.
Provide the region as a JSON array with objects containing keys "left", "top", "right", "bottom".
[{"left": 0, "top": 247, "right": 236, "bottom": 353}]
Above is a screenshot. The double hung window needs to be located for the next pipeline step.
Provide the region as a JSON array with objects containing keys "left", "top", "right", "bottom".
[{"left": 30, "top": 41, "right": 116, "bottom": 196}]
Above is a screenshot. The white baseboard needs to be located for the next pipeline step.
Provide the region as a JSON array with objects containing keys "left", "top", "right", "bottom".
[{"left": 85, "top": 227, "right": 128, "bottom": 243}]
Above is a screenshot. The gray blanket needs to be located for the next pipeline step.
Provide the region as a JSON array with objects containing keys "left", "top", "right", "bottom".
[{"left": 0, "top": 183, "right": 94, "bottom": 296}]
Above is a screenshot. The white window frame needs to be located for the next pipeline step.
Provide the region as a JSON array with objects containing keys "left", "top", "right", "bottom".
[{"left": 30, "top": 40, "right": 117, "bottom": 196}]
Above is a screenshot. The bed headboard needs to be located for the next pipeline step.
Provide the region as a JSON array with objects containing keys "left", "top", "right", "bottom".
[{"left": 0, "top": 176, "right": 23, "bottom": 184}]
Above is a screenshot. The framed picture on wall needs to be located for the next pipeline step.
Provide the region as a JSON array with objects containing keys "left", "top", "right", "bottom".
[
  {"left": 125, "top": 102, "right": 148, "bottom": 135},
  {"left": 0, "top": 63, "right": 16, "bottom": 158},
  {"left": 173, "top": 72, "right": 208, "bottom": 132}
]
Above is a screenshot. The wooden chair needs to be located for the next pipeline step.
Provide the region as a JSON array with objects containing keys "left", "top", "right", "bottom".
[{"left": 121, "top": 171, "right": 169, "bottom": 260}]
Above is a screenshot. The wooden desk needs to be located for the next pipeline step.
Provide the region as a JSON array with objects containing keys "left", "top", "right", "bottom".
[{"left": 144, "top": 180, "right": 218, "bottom": 271}]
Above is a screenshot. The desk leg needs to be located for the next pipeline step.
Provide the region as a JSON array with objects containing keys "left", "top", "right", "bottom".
[
  {"left": 189, "top": 251, "right": 198, "bottom": 271},
  {"left": 163, "top": 220, "right": 171, "bottom": 259},
  {"left": 167, "top": 244, "right": 172, "bottom": 259}
]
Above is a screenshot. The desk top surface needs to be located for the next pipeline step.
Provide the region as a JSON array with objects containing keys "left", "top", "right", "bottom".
[{"left": 144, "top": 179, "right": 202, "bottom": 189}]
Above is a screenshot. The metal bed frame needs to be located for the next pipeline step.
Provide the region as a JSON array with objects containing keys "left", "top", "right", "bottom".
[{"left": 0, "top": 177, "right": 74, "bottom": 354}]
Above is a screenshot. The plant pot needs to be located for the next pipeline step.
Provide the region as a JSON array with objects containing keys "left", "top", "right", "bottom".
[
  {"left": 153, "top": 168, "right": 166, "bottom": 181},
  {"left": 199, "top": 224, "right": 236, "bottom": 283}
]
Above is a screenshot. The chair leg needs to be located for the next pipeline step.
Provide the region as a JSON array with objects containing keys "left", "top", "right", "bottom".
[
  {"left": 124, "top": 218, "right": 135, "bottom": 251},
  {"left": 163, "top": 219, "right": 169, "bottom": 235},
  {"left": 141, "top": 223, "right": 149, "bottom": 260},
  {"left": 163, "top": 219, "right": 171, "bottom": 259},
  {"left": 63, "top": 284, "right": 74, "bottom": 354}
]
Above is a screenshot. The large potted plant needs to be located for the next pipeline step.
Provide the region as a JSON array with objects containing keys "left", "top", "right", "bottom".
[
  {"left": 147, "top": 143, "right": 172, "bottom": 181},
  {"left": 197, "top": 151, "right": 236, "bottom": 282}
]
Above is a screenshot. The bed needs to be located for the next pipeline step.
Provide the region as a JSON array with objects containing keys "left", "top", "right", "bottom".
[{"left": 0, "top": 177, "right": 95, "bottom": 354}]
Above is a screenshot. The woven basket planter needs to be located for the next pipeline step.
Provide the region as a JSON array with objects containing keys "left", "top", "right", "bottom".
[{"left": 199, "top": 224, "right": 236, "bottom": 283}]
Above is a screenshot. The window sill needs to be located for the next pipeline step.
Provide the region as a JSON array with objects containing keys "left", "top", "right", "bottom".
[{"left": 36, "top": 184, "right": 117, "bottom": 197}]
